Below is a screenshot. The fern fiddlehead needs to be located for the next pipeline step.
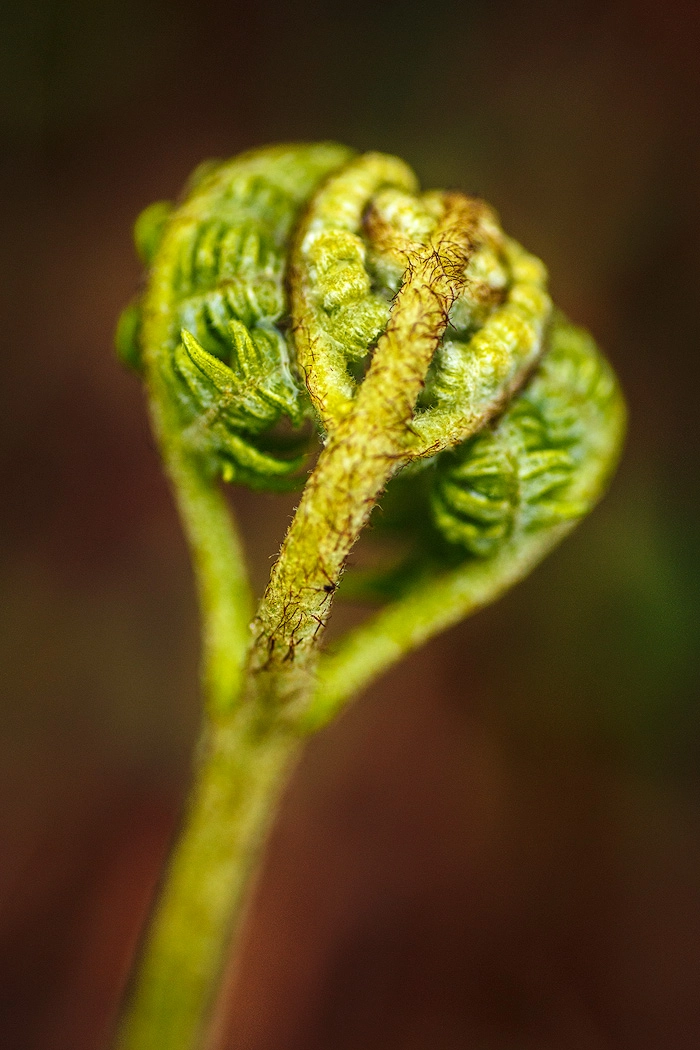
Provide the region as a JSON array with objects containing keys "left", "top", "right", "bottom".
[{"left": 114, "top": 143, "right": 625, "bottom": 1050}]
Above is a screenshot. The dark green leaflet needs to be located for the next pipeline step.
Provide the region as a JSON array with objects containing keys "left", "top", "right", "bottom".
[{"left": 430, "top": 316, "right": 622, "bottom": 557}]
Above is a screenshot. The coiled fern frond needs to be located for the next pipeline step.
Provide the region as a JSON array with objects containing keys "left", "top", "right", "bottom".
[
  {"left": 117, "top": 143, "right": 353, "bottom": 487},
  {"left": 117, "top": 139, "right": 625, "bottom": 708},
  {"left": 113, "top": 141, "right": 625, "bottom": 1050},
  {"left": 431, "top": 319, "right": 617, "bottom": 554},
  {"left": 290, "top": 151, "right": 551, "bottom": 457}
]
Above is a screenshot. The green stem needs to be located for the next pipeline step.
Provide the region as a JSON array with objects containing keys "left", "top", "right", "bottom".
[
  {"left": 114, "top": 403, "right": 284, "bottom": 1050},
  {"left": 155, "top": 416, "right": 254, "bottom": 720},
  {"left": 114, "top": 445, "right": 302, "bottom": 1050},
  {"left": 114, "top": 710, "right": 299, "bottom": 1050},
  {"left": 305, "top": 526, "right": 570, "bottom": 731}
]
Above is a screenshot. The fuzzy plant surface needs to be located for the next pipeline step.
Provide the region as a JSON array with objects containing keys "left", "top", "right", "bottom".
[{"left": 113, "top": 142, "right": 625, "bottom": 1050}]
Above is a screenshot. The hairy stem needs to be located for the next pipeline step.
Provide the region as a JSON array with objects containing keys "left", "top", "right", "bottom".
[{"left": 248, "top": 195, "right": 479, "bottom": 712}]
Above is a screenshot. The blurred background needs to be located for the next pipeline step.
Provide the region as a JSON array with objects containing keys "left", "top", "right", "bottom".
[{"left": 2, "top": 0, "right": 699, "bottom": 1046}]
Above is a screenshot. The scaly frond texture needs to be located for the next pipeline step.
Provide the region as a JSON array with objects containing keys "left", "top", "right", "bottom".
[{"left": 113, "top": 143, "right": 625, "bottom": 1050}]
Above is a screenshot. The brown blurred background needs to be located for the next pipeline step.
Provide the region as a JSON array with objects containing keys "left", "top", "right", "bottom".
[{"left": 2, "top": 0, "right": 700, "bottom": 1047}]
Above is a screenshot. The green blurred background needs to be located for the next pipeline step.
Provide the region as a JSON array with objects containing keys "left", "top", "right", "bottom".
[{"left": 1, "top": 0, "right": 699, "bottom": 1047}]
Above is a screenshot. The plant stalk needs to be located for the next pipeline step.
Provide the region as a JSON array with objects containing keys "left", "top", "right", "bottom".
[
  {"left": 113, "top": 435, "right": 301, "bottom": 1050},
  {"left": 114, "top": 709, "right": 300, "bottom": 1050}
]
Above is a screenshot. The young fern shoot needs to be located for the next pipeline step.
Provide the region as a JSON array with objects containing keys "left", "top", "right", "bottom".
[{"left": 114, "top": 143, "right": 625, "bottom": 1050}]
